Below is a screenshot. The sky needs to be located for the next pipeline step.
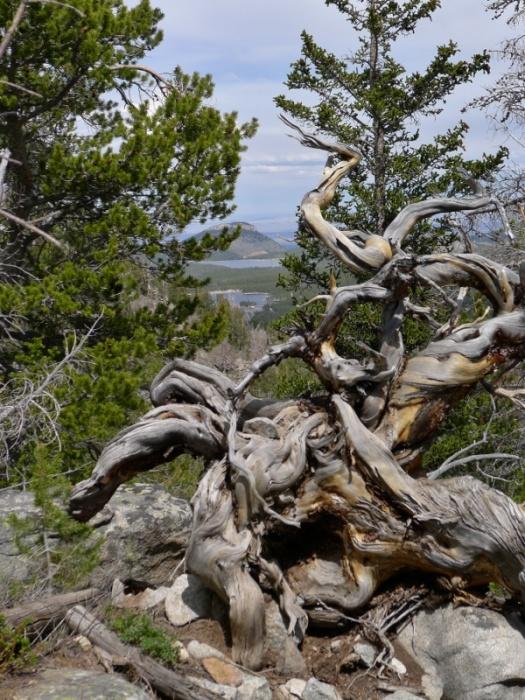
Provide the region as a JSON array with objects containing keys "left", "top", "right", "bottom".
[{"left": 137, "top": 1, "right": 520, "bottom": 234}]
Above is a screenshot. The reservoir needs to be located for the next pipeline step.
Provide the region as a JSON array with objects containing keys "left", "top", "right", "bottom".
[{"left": 196, "top": 258, "right": 281, "bottom": 269}]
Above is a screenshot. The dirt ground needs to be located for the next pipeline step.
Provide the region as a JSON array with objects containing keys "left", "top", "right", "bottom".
[{"left": 0, "top": 595, "right": 428, "bottom": 700}]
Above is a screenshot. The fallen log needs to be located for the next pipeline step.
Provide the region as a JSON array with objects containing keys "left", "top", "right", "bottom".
[
  {"left": 65, "top": 604, "right": 220, "bottom": 700},
  {"left": 1, "top": 588, "right": 100, "bottom": 627}
]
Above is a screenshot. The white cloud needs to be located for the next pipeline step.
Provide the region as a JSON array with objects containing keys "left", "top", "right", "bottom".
[{"left": 130, "top": 0, "right": 522, "bottom": 232}]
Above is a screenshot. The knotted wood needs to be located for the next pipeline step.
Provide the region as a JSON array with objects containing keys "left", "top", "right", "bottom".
[{"left": 70, "top": 120, "right": 525, "bottom": 669}]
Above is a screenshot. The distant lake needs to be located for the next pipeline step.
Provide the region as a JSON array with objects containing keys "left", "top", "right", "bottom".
[
  {"left": 208, "top": 290, "right": 270, "bottom": 317},
  {"left": 197, "top": 258, "right": 282, "bottom": 269}
]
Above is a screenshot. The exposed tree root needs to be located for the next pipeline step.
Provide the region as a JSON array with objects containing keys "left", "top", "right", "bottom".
[{"left": 70, "top": 121, "right": 525, "bottom": 668}]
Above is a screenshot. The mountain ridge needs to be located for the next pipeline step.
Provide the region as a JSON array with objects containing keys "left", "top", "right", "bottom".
[{"left": 194, "top": 222, "right": 292, "bottom": 260}]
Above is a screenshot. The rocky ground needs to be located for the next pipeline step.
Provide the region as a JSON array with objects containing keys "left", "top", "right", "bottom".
[{"left": 1, "top": 483, "right": 525, "bottom": 700}]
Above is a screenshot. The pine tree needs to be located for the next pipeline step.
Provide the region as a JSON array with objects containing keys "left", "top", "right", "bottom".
[
  {"left": 0, "top": 0, "right": 256, "bottom": 483},
  {"left": 275, "top": 0, "right": 507, "bottom": 292}
]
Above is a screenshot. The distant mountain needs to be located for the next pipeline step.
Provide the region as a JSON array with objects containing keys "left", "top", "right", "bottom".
[{"left": 195, "top": 222, "right": 290, "bottom": 260}]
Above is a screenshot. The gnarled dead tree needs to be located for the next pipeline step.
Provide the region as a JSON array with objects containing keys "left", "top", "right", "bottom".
[{"left": 70, "top": 120, "right": 525, "bottom": 670}]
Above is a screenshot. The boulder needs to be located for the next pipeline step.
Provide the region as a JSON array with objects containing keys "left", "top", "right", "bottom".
[
  {"left": 11, "top": 668, "right": 150, "bottom": 699},
  {"left": 302, "top": 677, "right": 343, "bottom": 700},
  {"left": 0, "top": 483, "right": 192, "bottom": 600},
  {"left": 164, "top": 573, "right": 212, "bottom": 626},
  {"left": 89, "top": 483, "right": 192, "bottom": 588},
  {"left": 264, "top": 600, "right": 307, "bottom": 676},
  {"left": 0, "top": 490, "right": 41, "bottom": 601},
  {"left": 397, "top": 604, "right": 525, "bottom": 700}
]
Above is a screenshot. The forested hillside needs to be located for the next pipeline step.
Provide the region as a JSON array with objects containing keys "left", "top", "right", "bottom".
[
  {"left": 194, "top": 222, "right": 290, "bottom": 260},
  {"left": 1, "top": 1, "right": 525, "bottom": 699}
]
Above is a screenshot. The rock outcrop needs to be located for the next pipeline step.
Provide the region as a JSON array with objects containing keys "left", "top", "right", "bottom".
[
  {"left": 0, "top": 483, "right": 191, "bottom": 601},
  {"left": 4, "top": 483, "right": 525, "bottom": 700},
  {"left": 397, "top": 604, "right": 525, "bottom": 700},
  {"left": 89, "top": 483, "right": 191, "bottom": 588},
  {"left": 9, "top": 668, "right": 150, "bottom": 699}
]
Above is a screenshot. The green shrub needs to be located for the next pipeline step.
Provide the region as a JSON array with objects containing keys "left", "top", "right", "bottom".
[
  {"left": 108, "top": 610, "right": 179, "bottom": 666},
  {"left": 0, "top": 616, "right": 36, "bottom": 675},
  {"left": 135, "top": 453, "right": 204, "bottom": 500},
  {"left": 7, "top": 447, "right": 101, "bottom": 592},
  {"left": 252, "top": 358, "right": 322, "bottom": 400}
]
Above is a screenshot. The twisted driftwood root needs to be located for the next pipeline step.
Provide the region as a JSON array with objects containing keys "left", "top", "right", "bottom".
[{"left": 70, "top": 121, "right": 525, "bottom": 669}]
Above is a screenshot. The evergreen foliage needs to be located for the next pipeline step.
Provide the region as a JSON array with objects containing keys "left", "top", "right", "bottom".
[
  {"left": 0, "top": 615, "right": 35, "bottom": 675},
  {"left": 7, "top": 446, "right": 102, "bottom": 591},
  {"left": 275, "top": 0, "right": 507, "bottom": 292},
  {"left": 108, "top": 609, "right": 180, "bottom": 666},
  {"left": 0, "top": 0, "right": 256, "bottom": 484}
]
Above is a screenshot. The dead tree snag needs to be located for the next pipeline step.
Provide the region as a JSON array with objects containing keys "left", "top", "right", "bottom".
[{"left": 70, "top": 120, "right": 525, "bottom": 670}]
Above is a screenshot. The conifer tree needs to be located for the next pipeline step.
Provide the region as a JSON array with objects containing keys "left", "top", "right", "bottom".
[
  {"left": 275, "top": 0, "right": 506, "bottom": 291},
  {"left": 0, "top": 0, "right": 256, "bottom": 482}
]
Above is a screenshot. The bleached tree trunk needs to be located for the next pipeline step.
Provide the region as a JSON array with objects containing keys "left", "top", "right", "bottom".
[{"left": 70, "top": 121, "right": 525, "bottom": 670}]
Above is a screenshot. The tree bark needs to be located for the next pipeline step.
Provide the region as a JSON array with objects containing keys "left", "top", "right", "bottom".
[
  {"left": 1, "top": 588, "right": 99, "bottom": 627},
  {"left": 65, "top": 605, "right": 220, "bottom": 700},
  {"left": 70, "top": 122, "right": 525, "bottom": 669}
]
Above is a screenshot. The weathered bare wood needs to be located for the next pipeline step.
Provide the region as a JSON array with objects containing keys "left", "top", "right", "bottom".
[
  {"left": 185, "top": 461, "right": 266, "bottom": 669},
  {"left": 0, "top": 1, "right": 28, "bottom": 62},
  {"left": 282, "top": 115, "right": 392, "bottom": 275},
  {"left": 69, "top": 404, "right": 226, "bottom": 521},
  {"left": 0, "top": 79, "right": 43, "bottom": 98},
  {"left": 70, "top": 119, "right": 525, "bottom": 669},
  {"left": 0, "top": 207, "right": 64, "bottom": 249},
  {"left": 1, "top": 588, "right": 99, "bottom": 627},
  {"left": 65, "top": 605, "right": 220, "bottom": 700},
  {"left": 27, "top": 0, "right": 85, "bottom": 16}
]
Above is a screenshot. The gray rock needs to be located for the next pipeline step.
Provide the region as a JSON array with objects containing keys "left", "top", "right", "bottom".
[
  {"left": 0, "top": 483, "right": 192, "bottom": 600},
  {"left": 186, "top": 639, "right": 226, "bottom": 660},
  {"left": 287, "top": 556, "right": 363, "bottom": 618},
  {"left": 186, "top": 674, "right": 236, "bottom": 699},
  {"left": 420, "top": 673, "right": 442, "bottom": 700},
  {"left": 264, "top": 600, "right": 307, "bottom": 676},
  {"left": 235, "top": 675, "right": 272, "bottom": 700},
  {"left": 165, "top": 573, "right": 212, "bottom": 626},
  {"left": 11, "top": 668, "right": 150, "bottom": 699},
  {"left": 303, "top": 677, "right": 343, "bottom": 700},
  {"left": 387, "top": 692, "right": 424, "bottom": 700},
  {"left": 0, "top": 490, "right": 41, "bottom": 600},
  {"left": 276, "top": 678, "right": 307, "bottom": 699},
  {"left": 90, "top": 483, "right": 192, "bottom": 588},
  {"left": 111, "top": 578, "right": 170, "bottom": 609},
  {"left": 353, "top": 641, "right": 378, "bottom": 667},
  {"left": 398, "top": 604, "right": 525, "bottom": 700}
]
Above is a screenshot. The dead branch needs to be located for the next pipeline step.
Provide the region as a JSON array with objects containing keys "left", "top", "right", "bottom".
[
  {"left": 26, "top": 0, "right": 85, "bottom": 16},
  {"left": 65, "top": 605, "right": 220, "bottom": 700},
  {"left": 110, "top": 64, "right": 174, "bottom": 95},
  {"left": 0, "top": 79, "right": 42, "bottom": 98},
  {"left": 69, "top": 120, "right": 525, "bottom": 670},
  {"left": 1, "top": 588, "right": 99, "bottom": 628},
  {"left": 0, "top": 207, "right": 65, "bottom": 249},
  {"left": 0, "top": 316, "right": 101, "bottom": 476},
  {"left": 0, "top": 1, "right": 28, "bottom": 62}
]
